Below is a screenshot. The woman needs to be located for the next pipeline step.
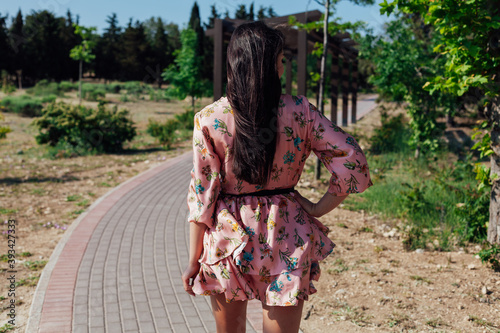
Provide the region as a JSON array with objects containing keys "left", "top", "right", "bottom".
[{"left": 182, "top": 21, "right": 372, "bottom": 333}]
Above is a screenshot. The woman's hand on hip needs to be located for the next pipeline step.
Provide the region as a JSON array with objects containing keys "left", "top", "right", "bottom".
[
  {"left": 182, "top": 262, "right": 200, "bottom": 296},
  {"left": 293, "top": 190, "right": 348, "bottom": 218}
]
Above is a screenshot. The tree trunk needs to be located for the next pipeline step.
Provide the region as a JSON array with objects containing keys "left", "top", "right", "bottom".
[
  {"left": 79, "top": 59, "right": 83, "bottom": 104},
  {"left": 16, "top": 70, "right": 22, "bottom": 90},
  {"left": 315, "top": 0, "right": 329, "bottom": 181},
  {"left": 488, "top": 96, "right": 500, "bottom": 244}
]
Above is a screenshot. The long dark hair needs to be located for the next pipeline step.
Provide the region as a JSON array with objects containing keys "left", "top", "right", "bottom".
[{"left": 226, "top": 21, "right": 284, "bottom": 186}]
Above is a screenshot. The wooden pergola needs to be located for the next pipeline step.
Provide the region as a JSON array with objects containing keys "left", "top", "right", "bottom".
[{"left": 206, "top": 10, "right": 360, "bottom": 126}]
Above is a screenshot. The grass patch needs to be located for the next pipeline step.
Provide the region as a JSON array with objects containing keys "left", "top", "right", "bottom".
[
  {"left": 426, "top": 317, "right": 448, "bottom": 328},
  {"left": 23, "top": 260, "right": 48, "bottom": 271},
  {"left": 66, "top": 194, "right": 82, "bottom": 202},
  {"left": 467, "top": 315, "right": 499, "bottom": 329},
  {"left": 331, "top": 302, "right": 373, "bottom": 327},
  {"left": 410, "top": 275, "right": 432, "bottom": 284},
  {"left": 0, "top": 207, "right": 18, "bottom": 214},
  {"left": 15, "top": 275, "right": 40, "bottom": 287},
  {"left": 0, "top": 323, "right": 15, "bottom": 333}
]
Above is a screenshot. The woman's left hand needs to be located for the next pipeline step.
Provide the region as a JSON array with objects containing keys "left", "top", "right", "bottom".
[{"left": 182, "top": 262, "right": 200, "bottom": 296}]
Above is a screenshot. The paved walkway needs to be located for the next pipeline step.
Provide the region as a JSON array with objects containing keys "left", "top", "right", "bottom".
[{"left": 27, "top": 152, "right": 261, "bottom": 333}]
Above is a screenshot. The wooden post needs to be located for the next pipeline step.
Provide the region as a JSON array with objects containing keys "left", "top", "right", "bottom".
[
  {"left": 213, "top": 19, "right": 223, "bottom": 101},
  {"left": 351, "top": 59, "right": 358, "bottom": 124},
  {"left": 297, "top": 17, "right": 307, "bottom": 96},
  {"left": 286, "top": 56, "right": 292, "bottom": 95},
  {"left": 330, "top": 54, "right": 339, "bottom": 124},
  {"left": 341, "top": 58, "right": 349, "bottom": 126}
]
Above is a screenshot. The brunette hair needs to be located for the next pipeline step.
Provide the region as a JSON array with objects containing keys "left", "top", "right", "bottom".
[{"left": 226, "top": 21, "right": 284, "bottom": 185}]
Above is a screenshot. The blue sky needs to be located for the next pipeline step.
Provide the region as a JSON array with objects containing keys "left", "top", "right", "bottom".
[{"left": 1, "top": 0, "right": 392, "bottom": 34}]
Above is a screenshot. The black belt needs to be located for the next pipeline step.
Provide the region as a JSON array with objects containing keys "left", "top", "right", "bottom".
[{"left": 221, "top": 187, "right": 295, "bottom": 198}]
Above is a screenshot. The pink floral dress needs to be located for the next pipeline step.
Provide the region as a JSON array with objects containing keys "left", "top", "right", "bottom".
[{"left": 187, "top": 94, "right": 372, "bottom": 306}]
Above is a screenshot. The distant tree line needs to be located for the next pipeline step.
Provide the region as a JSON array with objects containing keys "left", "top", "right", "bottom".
[{"left": 0, "top": 2, "right": 277, "bottom": 88}]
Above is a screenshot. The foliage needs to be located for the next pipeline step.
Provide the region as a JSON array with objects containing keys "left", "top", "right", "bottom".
[
  {"left": 162, "top": 28, "right": 210, "bottom": 110},
  {"left": 69, "top": 24, "right": 97, "bottom": 64},
  {"left": 81, "top": 83, "right": 106, "bottom": 101},
  {"left": 345, "top": 144, "right": 490, "bottom": 250},
  {"left": 26, "top": 79, "right": 65, "bottom": 96},
  {"left": 0, "top": 110, "right": 11, "bottom": 140},
  {"left": 477, "top": 243, "right": 500, "bottom": 272},
  {"left": 360, "top": 17, "right": 451, "bottom": 157},
  {"left": 146, "top": 118, "right": 179, "bottom": 149},
  {"left": 146, "top": 109, "right": 195, "bottom": 149},
  {"left": 380, "top": 0, "right": 500, "bottom": 98},
  {"left": 369, "top": 108, "right": 410, "bottom": 154},
  {"left": 0, "top": 95, "right": 56, "bottom": 117},
  {"left": 471, "top": 121, "right": 494, "bottom": 160},
  {"left": 32, "top": 101, "right": 136, "bottom": 155}
]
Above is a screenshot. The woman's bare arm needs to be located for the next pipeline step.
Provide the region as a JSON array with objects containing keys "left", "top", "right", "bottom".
[
  {"left": 182, "top": 222, "right": 207, "bottom": 296},
  {"left": 294, "top": 191, "right": 348, "bottom": 217}
]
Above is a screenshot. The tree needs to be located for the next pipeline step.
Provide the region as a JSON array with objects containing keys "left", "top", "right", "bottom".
[
  {"left": 380, "top": 0, "right": 500, "bottom": 243},
  {"left": 205, "top": 4, "right": 220, "bottom": 29},
  {"left": 0, "top": 14, "right": 11, "bottom": 75},
  {"left": 118, "top": 20, "right": 154, "bottom": 81},
  {"left": 235, "top": 5, "right": 248, "bottom": 20},
  {"left": 9, "top": 10, "right": 24, "bottom": 88},
  {"left": 162, "top": 28, "right": 207, "bottom": 111},
  {"left": 23, "top": 11, "right": 68, "bottom": 81},
  {"left": 248, "top": 3, "right": 255, "bottom": 21},
  {"left": 94, "top": 13, "right": 122, "bottom": 81},
  {"left": 361, "top": 16, "right": 450, "bottom": 158},
  {"left": 70, "top": 24, "right": 97, "bottom": 104}
]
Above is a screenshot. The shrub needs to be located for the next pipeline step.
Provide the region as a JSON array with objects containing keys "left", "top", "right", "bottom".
[
  {"left": 105, "top": 82, "right": 123, "bottom": 94},
  {"left": 32, "top": 101, "right": 136, "bottom": 155},
  {"left": 1, "top": 82, "right": 16, "bottom": 94},
  {"left": 124, "top": 81, "right": 147, "bottom": 99},
  {"left": 149, "top": 88, "right": 170, "bottom": 102},
  {"left": 26, "top": 79, "right": 63, "bottom": 96},
  {"left": 147, "top": 118, "right": 178, "bottom": 149},
  {"left": 369, "top": 109, "right": 411, "bottom": 154},
  {"left": 174, "top": 109, "right": 195, "bottom": 129},
  {"left": 59, "top": 81, "right": 77, "bottom": 92},
  {"left": 81, "top": 83, "right": 106, "bottom": 101},
  {"left": 0, "top": 95, "right": 56, "bottom": 117}
]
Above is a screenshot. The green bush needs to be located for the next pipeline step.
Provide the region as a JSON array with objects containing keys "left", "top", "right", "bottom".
[
  {"left": 81, "top": 83, "right": 106, "bottom": 101},
  {"left": 124, "top": 81, "right": 147, "bottom": 98},
  {"left": 0, "top": 95, "right": 56, "bottom": 117},
  {"left": 147, "top": 118, "right": 178, "bottom": 149},
  {"left": 26, "top": 79, "right": 63, "bottom": 96},
  {"left": 105, "top": 82, "right": 124, "bottom": 94},
  {"left": 149, "top": 88, "right": 170, "bottom": 102},
  {"left": 369, "top": 108, "right": 411, "bottom": 154},
  {"left": 478, "top": 243, "right": 500, "bottom": 272},
  {"left": 1, "top": 82, "right": 16, "bottom": 94},
  {"left": 32, "top": 101, "right": 136, "bottom": 155},
  {"left": 59, "top": 81, "right": 77, "bottom": 92},
  {"left": 174, "top": 109, "right": 195, "bottom": 129}
]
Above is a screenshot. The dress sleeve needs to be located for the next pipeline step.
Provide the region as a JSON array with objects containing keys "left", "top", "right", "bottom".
[
  {"left": 306, "top": 100, "right": 372, "bottom": 196},
  {"left": 187, "top": 113, "right": 221, "bottom": 227}
]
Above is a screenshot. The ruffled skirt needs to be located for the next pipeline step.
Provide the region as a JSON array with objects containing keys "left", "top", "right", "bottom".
[{"left": 192, "top": 194, "right": 335, "bottom": 306}]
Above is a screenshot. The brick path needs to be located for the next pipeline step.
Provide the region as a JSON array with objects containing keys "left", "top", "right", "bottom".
[{"left": 27, "top": 152, "right": 261, "bottom": 333}]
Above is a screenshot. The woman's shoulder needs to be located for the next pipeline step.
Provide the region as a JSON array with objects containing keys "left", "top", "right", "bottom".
[
  {"left": 280, "top": 94, "right": 310, "bottom": 107},
  {"left": 195, "top": 97, "right": 233, "bottom": 124}
]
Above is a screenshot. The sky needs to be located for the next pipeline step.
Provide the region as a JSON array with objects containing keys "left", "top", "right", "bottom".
[{"left": 1, "top": 0, "right": 392, "bottom": 35}]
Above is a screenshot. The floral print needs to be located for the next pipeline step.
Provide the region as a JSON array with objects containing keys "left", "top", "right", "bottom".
[{"left": 187, "top": 94, "right": 372, "bottom": 306}]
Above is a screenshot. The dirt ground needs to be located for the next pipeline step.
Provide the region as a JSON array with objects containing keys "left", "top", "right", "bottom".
[{"left": 0, "top": 91, "right": 498, "bottom": 333}]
